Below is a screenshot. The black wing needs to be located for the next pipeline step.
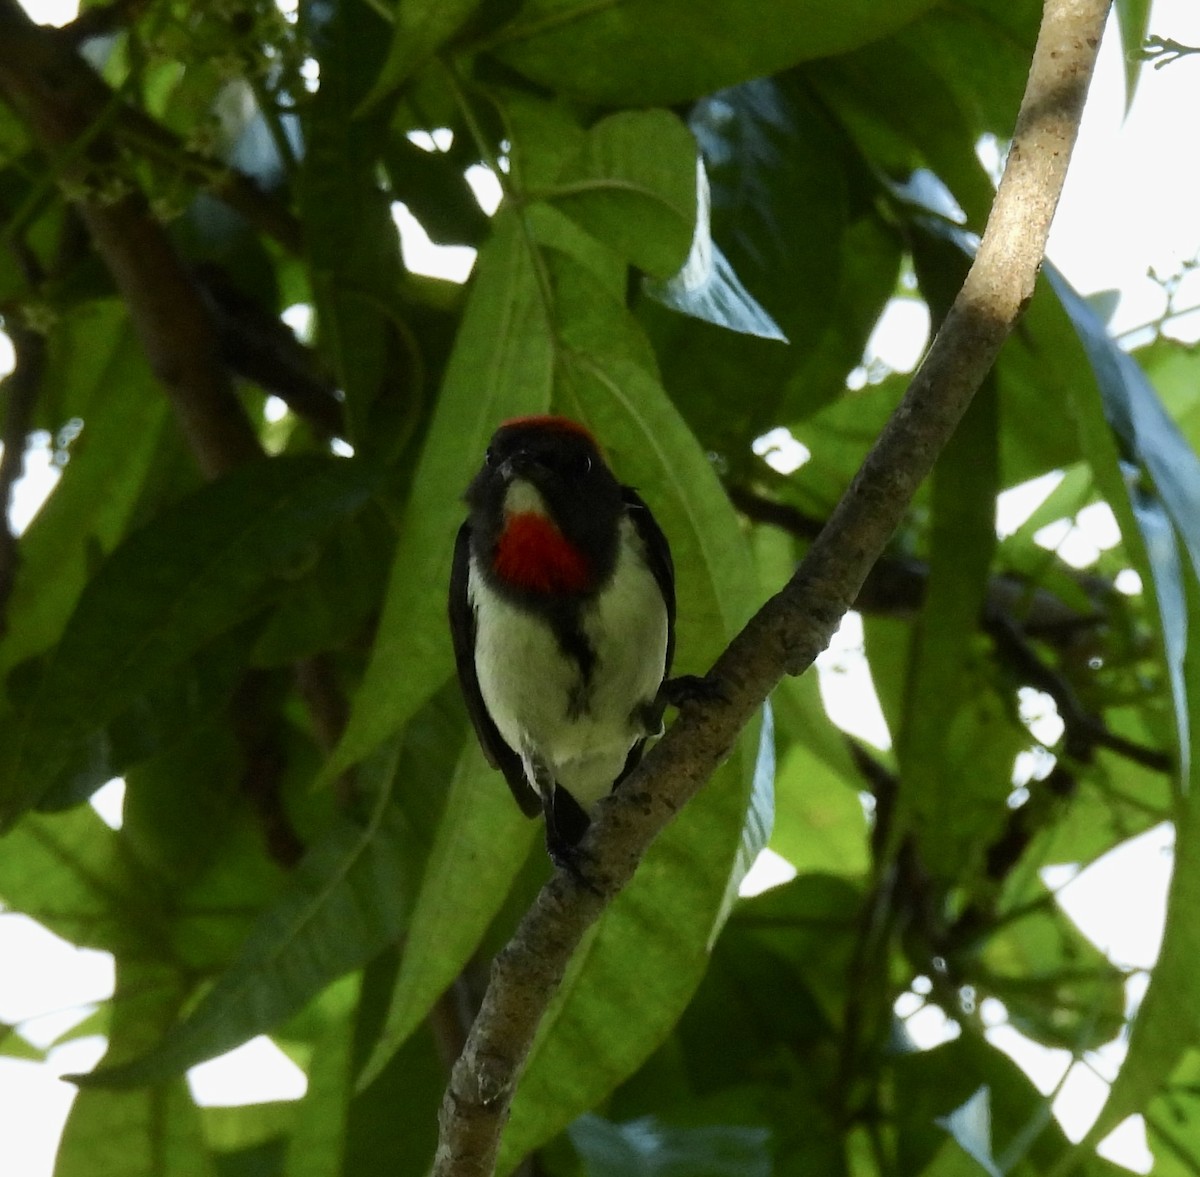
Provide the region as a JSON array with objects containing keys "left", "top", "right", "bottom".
[
  {"left": 449, "top": 521, "right": 541, "bottom": 817},
  {"left": 621, "top": 487, "right": 677, "bottom": 676}
]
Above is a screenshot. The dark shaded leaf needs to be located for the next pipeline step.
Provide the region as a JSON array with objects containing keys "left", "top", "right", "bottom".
[
  {"left": 363, "top": 0, "right": 483, "bottom": 109},
  {"left": 301, "top": 0, "right": 408, "bottom": 446},
  {"left": 0, "top": 303, "right": 169, "bottom": 681},
  {"left": 0, "top": 455, "right": 373, "bottom": 827}
]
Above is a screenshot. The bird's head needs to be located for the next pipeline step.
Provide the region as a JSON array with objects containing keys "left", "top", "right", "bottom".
[{"left": 466, "top": 416, "right": 625, "bottom": 595}]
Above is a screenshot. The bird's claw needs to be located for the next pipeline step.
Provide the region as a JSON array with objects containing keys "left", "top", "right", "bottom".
[
  {"left": 658, "top": 673, "right": 726, "bottom": 710},
  {"left": 547, "top": 834, "right": 604, "bottom": 896}
]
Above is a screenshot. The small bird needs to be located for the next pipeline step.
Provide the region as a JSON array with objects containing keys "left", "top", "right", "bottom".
[{"left": 449, "top": 415, "right": 683, "bottom": 866}]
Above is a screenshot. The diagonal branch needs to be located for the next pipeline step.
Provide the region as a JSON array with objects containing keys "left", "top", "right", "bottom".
[
  {"left": 0, "top": 317, "right": 45, "bottom": 638},
  {"left": 432, "top": 0, "right": 1114, "bottom": 1172},
  {"left": 0, "top": 0, "right": 262, "bottom": 478}
]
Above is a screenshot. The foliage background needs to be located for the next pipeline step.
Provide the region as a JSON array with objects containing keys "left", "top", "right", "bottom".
[{"left": 3, "top": 0, "right": 1200, "bottom": 1174}]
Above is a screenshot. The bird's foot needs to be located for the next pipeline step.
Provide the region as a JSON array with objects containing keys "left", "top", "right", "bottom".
[
  {"left": 546, "top": 830, "right": 604, "bottom": 897},
  {"left": 659, "top": 673, "right": 726, "bottom": 708},
  {"left": 639, "top": 673, "right": 726, "bottom": 735}
]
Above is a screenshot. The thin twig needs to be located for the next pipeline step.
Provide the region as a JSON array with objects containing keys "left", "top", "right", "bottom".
[
  {"left": 232, "top": 671, "right": 306, "bottom": 869},
  {"left": 1141, "top": 35, "right": 1200, "bottom": 69},
  {"left": 986, "top": 612, "right": 1172, "bottom": 772},
  {"left": 431, "top": 1, "right": 1113, "bottom": 1172}
]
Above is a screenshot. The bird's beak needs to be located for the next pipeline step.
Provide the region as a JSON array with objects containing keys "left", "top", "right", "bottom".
[{"left": 499, "top": 450, "right": 535, "bottom": 481}]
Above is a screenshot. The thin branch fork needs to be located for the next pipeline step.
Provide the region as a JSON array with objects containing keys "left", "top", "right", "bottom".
[{"left": 432, "top": 0, "right": 1113, "bottom": 1172}]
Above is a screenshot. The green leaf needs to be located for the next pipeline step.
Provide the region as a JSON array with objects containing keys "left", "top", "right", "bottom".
[
  {"left": 250, "top": 510, "right": 393, "bottom": 666},
  {"left": 568, "top": 1113, "right": 770, "bottom": 1177},
  {"left": 326, "top": 210, "right": 553, "bottom": 783},
  {"left": 301, "top": 0, "right": 408, "bottom": 447},
  {"left": 0, "top": 1022, "right": 45, "bottom": 1060},
  {"left": 893, "top": 1036, "right": 1083, "bottom": 1177},
  {"left": 501, "top": 89, "right": 588, "bottom": 192},
  {"left": 358, "top": 741, "right": 537, "bottom": 1086},
  {"left": 549, "top": 109, "right": 696, "bottom": 279},
  {"left": 725, "top": 700, "right": 776, "bottom": 913},
  {"left": 681, "top": 874, "right": 860, "bottom": 1074},
  {"left": 1115, "top": 0, "right": 1152, "bottom": 107},
  {"left": 1090, "top": 579, "right": 1200, "bottom": 1134},
  {"left": 341, "top": 950, "right": 444, "bottom": 1175},
  {"left": 898, "top": 382, "right": 1006, "bottom": 879},
  {"left": 1047, "top": 266, "right": 1198, "bottom": 781},
  {"left": 981, "top": 880, "right": 1127, "bottom": 1053},
  {"left": 80, "top": 742, "right": 416, "bottom": 1086},
  {"left": 1142, "top": 1050, "right": 1200, "bottom": 1175},
  {"left": 1048, "top": 266, "right": 1200, "bottom": 595},
  {"left": 58, "top": 961, "right": 215, "bottom": 1177},
  {"left": 361, "top": 0, "right": 482, "bottom": 111},
  {"left": 0, "top": 804, "right": 164, "bottom": 955},
  {"left": 201, "top": 1102, "right": 297, "bottom": 1155},
  {"left": 809, "top": 1, "right": 1035, "bottom": 228},
  {"left": 0, "top": 303, "right": 169, "bottom": 681},
  {"left": 284, "top": 977, "right": 360, "bottom": 1177},
  {"left": 0, "top": 455, "right": 373, "bottom": 828},
  {"left": 120, "top": 720, "right": 244, "bottom": 892},
  {"left": 489, "top": 0, "right": 939, "bottom": 106},
  {"left": 770, "top": 677, "right": 868, "bottom": 879}
]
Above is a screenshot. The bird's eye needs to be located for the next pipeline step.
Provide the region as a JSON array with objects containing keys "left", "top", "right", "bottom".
[
  {"left": 484, "top": 446, "right": 496, "bottom": 466},
  {"left": 580, "top": 453, "right": 592, "bottom": 475}
]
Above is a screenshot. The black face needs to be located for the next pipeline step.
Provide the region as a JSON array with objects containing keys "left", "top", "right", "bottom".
[
  {"left": 466, "top": 420, "right": 626, "bottom": 592},
  {"left": 482, "top": 424, "right": 599, "bottom": 487}
]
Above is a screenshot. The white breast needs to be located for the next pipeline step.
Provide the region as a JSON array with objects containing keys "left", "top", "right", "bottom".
[{"left": 469, "top": 516, "right": 669, "bottom": 810}]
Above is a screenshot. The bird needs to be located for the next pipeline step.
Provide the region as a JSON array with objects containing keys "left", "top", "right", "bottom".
[{"left": 449, "top": 415, "right": 686, "bottom": 868}]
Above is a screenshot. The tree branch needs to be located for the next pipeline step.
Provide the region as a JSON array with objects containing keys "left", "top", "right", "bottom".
[
  {"left": 432, "top": 0, "right": 1113, "bottom": 1171},
  {"left": 728, "top": 483, "right": 1108, "bottom": 637},
  {"left": 57, "top": 0, "right": 152, "bottom": 45},
  {"left": 0, "top": 0, "right": 262, "bottom": 478},
  {"left": 0, "top": 318, "right": 45, "bottom": 639},
  {"left": 986, "top": 611, "right": 1172, "bottom": 773}
]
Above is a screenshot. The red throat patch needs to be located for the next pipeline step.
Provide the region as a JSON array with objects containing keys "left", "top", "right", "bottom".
[{"left": 494, "top": 512, "right": 591, "bottom": 594}]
